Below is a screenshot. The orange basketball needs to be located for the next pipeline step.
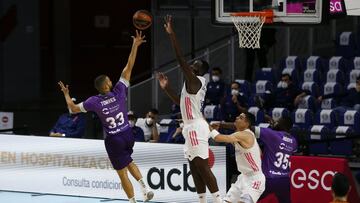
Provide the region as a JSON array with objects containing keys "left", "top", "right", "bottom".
[{"left": 133, "top": 10, "right": 152, "bottom": 30}]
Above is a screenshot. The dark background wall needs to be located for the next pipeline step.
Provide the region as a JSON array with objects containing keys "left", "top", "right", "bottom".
[{"left": 0, "top": 0, "right": 151, "bottom": 136}]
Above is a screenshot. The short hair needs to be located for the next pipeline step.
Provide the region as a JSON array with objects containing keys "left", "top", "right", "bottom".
[
  {"left": 278, "top": 116, "right": 293, "bottom": 132},
  {"left": 212, "top": 67, "right": 222, "bottom": 74},
  {"left": 332, "top": 173, "right": 350, "bottom": 197},
  {"left": 149, "top": 108, "right": 159, "bottom": 115},
  {"left": 94, "top": 75, "right": 107, "bottom": 92},
  {"left": 244, "top": 112, "right": 255, "bottom": 127},
  {"left": 281, "top": 73, "right": 292, "bottom": 81},
  {"left": 231, "top": 81, "right": 241, "bottom": 88}
]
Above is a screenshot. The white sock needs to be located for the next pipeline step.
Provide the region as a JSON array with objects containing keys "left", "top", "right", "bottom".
[
  {"left": 129, "top": 197, "right": 137, "bottom": 203},
  {"left": 138, "top": 178, "right": 148, "bottom": 193},
  {"left": 211, "top": 191, "right": 222, "bottom": 203},
  {"left": 198, "top": 193, "right": 207, "bottom": 203}
]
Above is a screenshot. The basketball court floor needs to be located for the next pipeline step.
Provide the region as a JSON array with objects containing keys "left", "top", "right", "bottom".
[{"left": 0, "top": 191, "right": 163, "bottom": 203}]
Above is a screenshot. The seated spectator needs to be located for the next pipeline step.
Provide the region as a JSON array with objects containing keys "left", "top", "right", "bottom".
[
  {"left": 171, "top": 103, "right": 181, "bottom": 119},
  {"left": 49, "top": 99, "right": 86, "bottom": 138},
  {"left": 330, "top": 172, "right": 350, "bottom": 203},
  {"left": 221, "top": 81, "right": 248, "bottom": 122},
  {"left": 127, "top": 111, "right": 145, "bottom": 142},
  {"left": 318, "top": 75, "right": 360, "bottom": 112},
  {"left": 205, "top": 67, "right": 227, "bottom": 105},
  {"left": 167, "top": 122, "right": 185, "bottom": 144},
  {"left": 135, "top": 108, "right": 160, "bottom": 142},
  {"left": 262, "top": 74, "right": 309, "bottom": 111}
]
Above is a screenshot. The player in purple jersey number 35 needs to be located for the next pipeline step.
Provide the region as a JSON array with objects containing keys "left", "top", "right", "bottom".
[
  {"left": 58, "top": 30, "right": 153, "bottom": 203},
  {"left": 255, "top": 116, "right": 298, "bottom": 203}
]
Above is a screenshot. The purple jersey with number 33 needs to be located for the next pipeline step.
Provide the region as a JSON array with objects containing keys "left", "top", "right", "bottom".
[
  {"left": 80, "top": 78, "right": 130, "bottom": 135},
  {"left": 257, "top": 127, "right": 298, "bottom": 178}
]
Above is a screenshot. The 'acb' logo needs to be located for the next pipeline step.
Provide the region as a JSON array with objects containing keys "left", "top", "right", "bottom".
[{"left": 147, "top": 164, "right": 196, "bottom": 192}]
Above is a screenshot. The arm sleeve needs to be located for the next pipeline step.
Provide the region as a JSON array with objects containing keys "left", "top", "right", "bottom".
[
  {"left": 113, "top": 77, "right": 129, "bottom": 97},
  {"left": 79, "top": 97, "right": 95, "bottom": 113},
  {"left": 257, "top": 127, "right": 276, "bottom": 143}
]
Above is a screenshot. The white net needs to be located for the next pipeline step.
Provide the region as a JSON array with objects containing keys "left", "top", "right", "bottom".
[{"left": 232, "top": 15, "right": 266, "bottom": 49}]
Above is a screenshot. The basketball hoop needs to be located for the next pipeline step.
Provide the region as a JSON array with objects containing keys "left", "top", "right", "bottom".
[{"left": 231, "top": 10, "right": 274, "bottom": 49}]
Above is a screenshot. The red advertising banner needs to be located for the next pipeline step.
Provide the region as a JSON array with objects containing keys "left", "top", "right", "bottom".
[{"left": 290, "top": 156, "right": 360, "bottom": 203}]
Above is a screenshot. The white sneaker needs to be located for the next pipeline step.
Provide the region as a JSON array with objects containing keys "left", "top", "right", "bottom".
[{"left": 143, "top": 191, "right": 154, "bottom": 202}]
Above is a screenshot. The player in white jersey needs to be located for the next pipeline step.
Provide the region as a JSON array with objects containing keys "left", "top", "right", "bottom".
[
  {"left": 157, "top": 15, "right": 222, "bottom": 203},
  {"left": 210, "top": 112, "right": 265, "bottom": 203}
]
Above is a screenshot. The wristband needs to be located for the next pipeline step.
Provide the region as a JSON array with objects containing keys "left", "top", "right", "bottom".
[{"left": 209, "top": 129, "right": 220, "bottom": 139}]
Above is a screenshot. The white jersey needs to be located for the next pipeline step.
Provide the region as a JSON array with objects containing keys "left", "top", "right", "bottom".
[
  {"left": 234, "top": 129, "right": 263, "bottom": 175},
  {"left": 180, "top": 76, "right": 207, "bottom": 124}
]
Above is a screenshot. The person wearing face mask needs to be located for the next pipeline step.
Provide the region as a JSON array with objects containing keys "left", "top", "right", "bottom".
[
  {"left": 317, "top": 75, "right": 360, "bottom": 113},
  {"left": 221, "top": 81, "right": 248, "bottom": 122},
  {"left": 127, "top": 111, "right": 145, "bottom": 142},
  {"left": 135, "top": 108, "right": 160, "bottom": 142},
  {"left": 263, "top": 74, "right": 309, "bottom": 111},
  {"left": 205, "top": 67, "right": 227, "bottom": 105},
  {"left": 49, "top": 98, "right": 86, "bottom": 138}
]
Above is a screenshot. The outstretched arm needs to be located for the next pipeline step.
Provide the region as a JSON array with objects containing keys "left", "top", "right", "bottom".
[
  {"left": 210, "top": 129, "right": 254, "bottom": 147},
  {"left": 157, "top": 72, "right": 180, "bottom": 105},
  {"left": 164, "top": 15, "right": 201, "bottom": 94},
  {"left": 121, "top": 30, "right": 146, "bottom": 81},
  {"left": 58, "top": 81, "right": 81, "bottom": 113}
]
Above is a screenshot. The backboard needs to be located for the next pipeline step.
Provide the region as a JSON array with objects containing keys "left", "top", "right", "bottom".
[{"left": 212, "top": 0, "right": 327, "bottom": 25}]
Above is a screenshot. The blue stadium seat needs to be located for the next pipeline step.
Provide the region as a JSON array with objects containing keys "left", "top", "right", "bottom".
[
  {"left": 297, "top": 95, "right": 317, "bottom": 112},
  {"left": 279, "top": 56, "right": 302, "bottom": 72},
  {"left": 292, "top": 109, "right": 313, "bottom": 129},
  {"left": 326, "top": 69, "right": 345, "bottom": 84},
  {"left": 335, "top": 32, "right": 359, "bottom": 59},
  {"left": 338, "top": 110, "right": 360, "bottom": 133},
  {"left": 321, "top": 98, "right": 337, "bottom": 109},
  {"left": 314, "top": 109, "right": 337, "bottom": 128},
  {"left": 203, "top": 105, "right": 221, "bottom": 122},
  {"left": 269, "top": 108, "right": 290, "bottom": 121},
  {"left": 235, "top": 79, "right": 252, "bottom": 97},
  {"left": 306, "top": 56, "right": 326, "bottom": 72},
  {"left": 301, "top": 82, "right": 320, "bottom": 97},
  {"left": 248, "top": 106, "right": 265, "bottom": 124},
  {"left": 302, "top": 68, "right": 321, "bottom": 84},
  {"left": 253, "top": 80, "right": 273, "bottom": 95},
  {"left": 255, "top": 67, "right": 276, "bottom": 83},
  {"left": 329, "top": 126, "right": 354, "bottom": 156},
  {"left": 308, "top": 125, "right": 331, "bottom": 155},
  {"left": 328, "top": 56, "right": 350, "bottom": 72},
  {"left": 158, "top": 119, "right": 177, "bottom": 143},
  {"left": 322, "top": 82, "right": 343, "bottom": 96},
  {"left": 349, "top": 69, "right": 360, "bottom": 83},
  {"left": 353, "top": 57, "right": 360, "bottom": 70}
]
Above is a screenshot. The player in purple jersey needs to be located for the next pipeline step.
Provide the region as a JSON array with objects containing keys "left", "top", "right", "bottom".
[
  {"left": 58, "top": 30, "right": 153, "bottom": 203},
  {"left": 255, "top": 116, "right": 297, "bottom": 203}
]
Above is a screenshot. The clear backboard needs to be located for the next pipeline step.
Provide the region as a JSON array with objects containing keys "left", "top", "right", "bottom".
[{"left": 212, "top": 0, "right": 326, "bottom": 25}]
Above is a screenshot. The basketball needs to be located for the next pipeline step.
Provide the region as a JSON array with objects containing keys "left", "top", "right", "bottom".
[{"left": 133, "top": 10, "right": 152, "bottom": 30}]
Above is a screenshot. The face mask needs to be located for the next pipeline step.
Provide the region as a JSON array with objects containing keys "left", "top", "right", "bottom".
[
  {"left": 279, "top": 81, "right": 288, "bottom": 89},
  {"left": 212, "top": 76, "right": 220, "bottom": 82},
  {"left": 129, "top": 120, "right": 135, "bottom": 128},
  {"left": 231, "top": 89, "right": 239, "bottom": 96},
  {"left": 145, "top": 117, "right": 153, "bottom": 126}
]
